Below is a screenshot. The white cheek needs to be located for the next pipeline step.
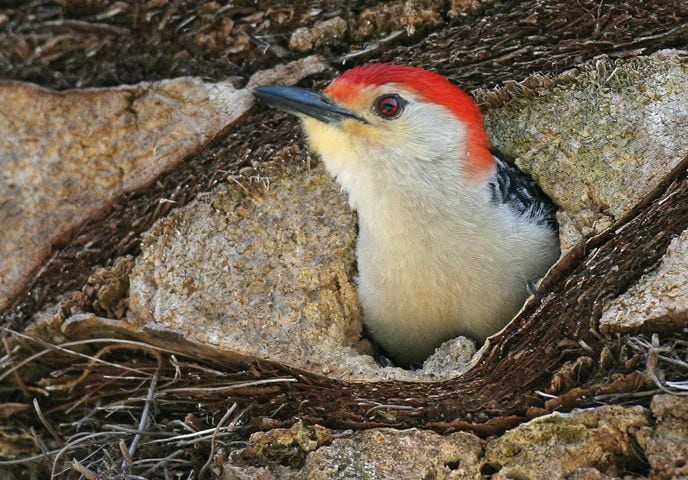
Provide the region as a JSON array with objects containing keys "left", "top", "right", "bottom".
[
  {"left": 366, "top": 103, "right": 471, "bottom": 194},
  {"left": 302, "top": 102, "right": 474, "bottom": 210}
]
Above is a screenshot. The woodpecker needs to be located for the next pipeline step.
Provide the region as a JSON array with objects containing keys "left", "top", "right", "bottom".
[{"left": 253, "top": 64, "right": 560, "bottom": 366}]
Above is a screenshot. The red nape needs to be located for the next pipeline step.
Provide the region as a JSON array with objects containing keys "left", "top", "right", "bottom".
[{"left": 325, "top": 64, "right": 494, "bottom": 176}]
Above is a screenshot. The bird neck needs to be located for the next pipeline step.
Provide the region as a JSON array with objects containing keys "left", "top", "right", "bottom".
[{"left": 344, "top": 162, "right": 494, "bottom": 248}]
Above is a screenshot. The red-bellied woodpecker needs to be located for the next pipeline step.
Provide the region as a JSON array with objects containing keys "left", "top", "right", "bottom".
[{"left": 253, "top": 64, "right": 560, "bottom": 366}]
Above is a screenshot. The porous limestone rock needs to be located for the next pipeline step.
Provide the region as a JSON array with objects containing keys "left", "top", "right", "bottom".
[
  {"left": 600, "top": 229, "right": 688, "bottom": 334},
  {"left": 0, "top": 56, "right": 327, "bottom": 311},
  {"left": 227, "top": 427, "right": 483, "bottom": 479},
  {"left": 127, "top": 154, "right": 374, "bottom": 377},
  {"left": 223, "top": 401, "right": 688, "bottom": 479},
  {"left": 422, "top": 336, "right": 477, "bottom": 375},
  {"left": 230, "top": 421, "right": 333, "bottom": 474},
  {"left": 482, "top": 405, "right": 649, "bottom": 479},
  {"left": 636, "top": 395, "right": 688, "bottom": 477},
  {"left": 565, "top": 469, "right": 614, "bottom": 480},
  {"left": 483, "top": 50, "right": 688, "bottom": 252},
  {"left": 298, "top": 429, "right": 483, "bottom": 479},
  {"left": 0, "top": 78, "right": 249, "bottom": 311}
]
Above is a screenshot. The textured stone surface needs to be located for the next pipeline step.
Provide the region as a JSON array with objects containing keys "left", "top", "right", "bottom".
[
  {"left": 223, "top": 402, "right": 688, "bottom": 479},
  {"left": 231, "top": 421, "right": 333, "bottom": 473},
  {"left": 127, "top": 156, "right": 376, "bottom": 378},
  {"left": 227, "top": 427, "right": 484, "bottom": 479},
  {"left": 296, "top": 429, "right": 483, "bottom": 480},
  {"left": 482, "top": 406, "right": 649, "bottom": 479},
  {"left": 0, "top": 56, "right": 327, "bottom": 311},
  {"left": 600, "top": 229, "right": 688, "bottom": 334},
  {"left": 422, "top": 336, "right": 477, "bottom": 375},
  {"left": 0, "top": 77, "right": 249, "bottom": 310},
  {"left": 483, "top": 50, "right": 688, "bottom": 252},
  {"left": 636, "top": 395, "right": 688, "bottom": 477},
  {"left": 565, "top": 469, "right": 614, "bottom": 480}
]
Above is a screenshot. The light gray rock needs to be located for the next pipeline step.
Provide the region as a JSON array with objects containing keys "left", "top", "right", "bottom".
[
  {"left": 483, "top": 50, "right": 688, "bottom": 253},
  {"left": 636, "top": 395, "right": 688, "bottom": 477},
  {"left": 0, "top": 56, "right": 327, "bottom": 311},
  {"left": 483, "top": 406, "right": 649, "bottom": 480},
  {"left": 600, "top": 231, "right": 688, "bottom": 333},
  {"left": 0, "top": 77, "right": 249, "bottom": 310},
  {"left": 295, "top": 428, "right": 483, "bottom": 480},
  {"left": 127, "top": 156, "right": 376, "bottom": 378},
  {"left": 227, "top": 426, "right": 483, "bottom": 479},
  {"left": 422, "top": 336, "right": 477, "bottom": 375},
  {"left": 600, "top": 229, "right": 688, "bottom": 334}
]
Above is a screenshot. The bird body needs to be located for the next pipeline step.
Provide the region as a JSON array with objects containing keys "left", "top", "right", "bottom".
[{"left": 254, "top": 65, "right": 560, "bottom": 365}]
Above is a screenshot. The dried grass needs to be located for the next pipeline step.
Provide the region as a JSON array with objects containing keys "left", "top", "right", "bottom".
[
  {"left": 0, "top": 328, "right": 297, "bottom": 479},
  {"left": 1, "top": 326, "right": 686, "bottom": 478}
]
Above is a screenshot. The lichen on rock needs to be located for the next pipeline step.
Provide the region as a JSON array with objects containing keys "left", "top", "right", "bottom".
[
  {"left": 228, "top": 427, "right": 483, "bottom": 479},
  {"left": 482, "top": 50, "right": 688, "bottom": 252},
  {"left": 422, "top": 335, "right": 477, "bottom": 375},
  {"left": 636, "top": 395, "right": 688, "bottom": 477},
  {"left": 482, "top": 406, "right": 649, "bottom": 479},
  {"left": 224, "top": 400, "right": 688, "bottom": 479}
]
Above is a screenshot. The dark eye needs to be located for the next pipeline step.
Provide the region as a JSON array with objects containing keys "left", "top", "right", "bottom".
[{"left": 374, "top": 94, "right": 405, "bottom": 119}]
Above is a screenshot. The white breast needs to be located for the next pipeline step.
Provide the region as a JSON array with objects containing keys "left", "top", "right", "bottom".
[{"left": 354, "top": 180, "right": 558, "bottom": 365}]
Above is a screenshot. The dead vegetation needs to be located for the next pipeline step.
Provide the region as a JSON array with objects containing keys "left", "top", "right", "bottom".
[
  {"left": 0, "top": 0, "right": 452, "bottom": 89},
  {"left": 0, "top": 328, "right": 686, "bottom": 478}
]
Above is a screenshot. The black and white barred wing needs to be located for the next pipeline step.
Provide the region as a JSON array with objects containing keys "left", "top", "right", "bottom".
[{"left": 488, "top": 151, "right": 558, "bottom": 233}]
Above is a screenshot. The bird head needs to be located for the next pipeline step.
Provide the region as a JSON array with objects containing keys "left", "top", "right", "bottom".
[{"left": 253, "top": 64, "right": 493, "bottom": 208}]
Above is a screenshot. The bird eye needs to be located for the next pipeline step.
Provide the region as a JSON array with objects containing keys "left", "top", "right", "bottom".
[{"left": 374, "top": 95, "right": 404, "bottom": 119}]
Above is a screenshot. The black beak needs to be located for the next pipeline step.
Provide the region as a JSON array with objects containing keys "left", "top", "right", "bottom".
[{"left": 252, "top": 85, "right": 367, "bottom": 124}]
